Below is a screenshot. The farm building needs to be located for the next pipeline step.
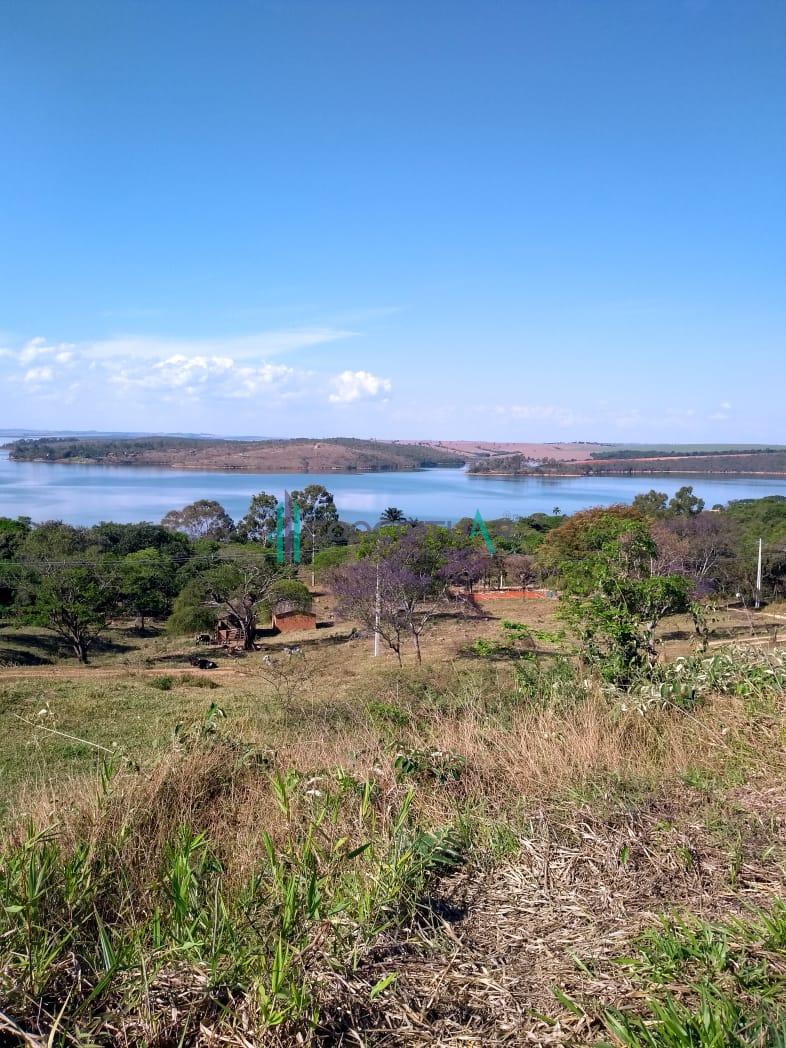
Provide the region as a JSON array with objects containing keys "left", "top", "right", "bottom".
[
  {"left": 213, "top": 618, "right": 244, "bottom": 647},
  {"left": 271, "top": 599, "right": 317, "bottom": 634}
]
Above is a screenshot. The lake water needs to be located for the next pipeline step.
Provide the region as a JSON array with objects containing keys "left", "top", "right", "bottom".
[{"left": 2, "top": 436, "right": 786, "bottom": 526}]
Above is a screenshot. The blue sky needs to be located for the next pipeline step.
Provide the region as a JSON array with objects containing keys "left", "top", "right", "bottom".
[{"left": 1, "top": 0, "right": 784, "bottom": 441}]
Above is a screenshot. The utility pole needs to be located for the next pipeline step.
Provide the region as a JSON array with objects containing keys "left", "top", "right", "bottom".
[
  {"left": 755, "top": 537, "right": 763, "bottom": 610},
  {"left": 379, "top": 557, "right": 385, "bottom": 653}
]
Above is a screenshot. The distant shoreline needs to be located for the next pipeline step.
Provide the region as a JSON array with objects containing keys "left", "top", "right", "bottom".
[
  {"left": 470, "top": 469, "right": 786, "bottom": 479},
  {"left": 10, "top": 454, "right": 786, "bottom": 481},
  {"left": 5, "top": 456, "right": 445, "bottom": 475}
]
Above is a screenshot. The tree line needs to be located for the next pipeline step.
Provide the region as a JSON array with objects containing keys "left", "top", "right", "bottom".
[{"left": 1, "top": 484, "right": 784, "bottom": 669}]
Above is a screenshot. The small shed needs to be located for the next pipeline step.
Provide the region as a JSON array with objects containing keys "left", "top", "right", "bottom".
[
  {"left": 213, "top": 618, "right": 244, "bottom": 647},
  {"left": 271, "top": 599, "right": 317, "bottom": 634}
]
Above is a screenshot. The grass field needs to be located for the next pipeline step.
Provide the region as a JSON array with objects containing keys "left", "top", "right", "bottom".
[{"left": 2, "top": 600, "right": 786, "bottom": 1043}]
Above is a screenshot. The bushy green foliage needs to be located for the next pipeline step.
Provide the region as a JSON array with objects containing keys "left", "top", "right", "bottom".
[
  {"left": 161, "top": 499, "right": 236, "bottom": 541},
  {"left": 90, "top": 521, "right": 190, "bottom": 558},
  {"left": 312, "top": 544, "right": 354, "bottom": 571},
  {"left": 0, "top": 516, "right": 31, "bottom": 560},
  {"left": 166, "top": 577, "right": 216, "bottom": 635},
  {"left": 724, "top": 496, "right": 786, "bottom": 598},
  {"left": 562, "top": 573, "right": 692, "bottom": 684},
  {"left": 119, "top": 546, "right": 177, "bottom": 627},
  {"left": 393, "top": 748, "right": 466, "bottom": 783},
  {"left": 264, "top": 578, "right": 313, "bottom": 614},
  {"left": 453, "top": 512, "right": 563, "bottom": 554},
  {"left": 541, "top": 507, "right": 691, "bottom": 683},
  {"left": 149, "top": 674, "right": 174, "bottom": 690},
  {"left": 290, "top": 484, "right": 340, "bottom": 559},
  {"left": 624, "top": 647, "right": 786, "bottom": 713}
]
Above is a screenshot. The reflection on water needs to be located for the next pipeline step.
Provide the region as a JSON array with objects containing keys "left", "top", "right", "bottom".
[{"left": 2, "top": 438, "right": 786, "bottom": 526}]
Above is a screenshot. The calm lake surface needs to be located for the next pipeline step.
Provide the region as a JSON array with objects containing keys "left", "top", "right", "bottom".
[{"left": 3, "top": 437, "right": 786, "bottom": 525}]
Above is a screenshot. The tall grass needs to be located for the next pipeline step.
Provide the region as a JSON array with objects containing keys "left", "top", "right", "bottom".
[
  {"left": 0, "top": 735, "right": 463, "bottom": 1042},
  {"left": 1, "top": 646, "right": 784, "bottom": 1042}
]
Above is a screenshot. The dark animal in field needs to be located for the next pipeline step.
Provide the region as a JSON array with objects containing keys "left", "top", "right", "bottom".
[
  {"left": 194, "top": 633, "right": 212, "bottom": 645},
  {"left": 190, "top": 657, "right": 217, "bottom": 670}
]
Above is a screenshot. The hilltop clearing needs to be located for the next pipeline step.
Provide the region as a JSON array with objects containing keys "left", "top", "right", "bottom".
[{"left": 470, "top": 447, "right": 786, "bottom": 476}]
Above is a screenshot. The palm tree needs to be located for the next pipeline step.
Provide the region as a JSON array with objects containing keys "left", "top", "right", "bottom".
[{"left": 380, "top": 507, "right": 406, "bottom": 524}]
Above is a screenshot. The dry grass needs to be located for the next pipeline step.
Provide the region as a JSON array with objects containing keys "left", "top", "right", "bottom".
[
  {"left": 3, "top": 629, "right": 786, "bottom": 1043},
  {"left": 317, "top": 791, "right": 786, "bottom": 1045}
]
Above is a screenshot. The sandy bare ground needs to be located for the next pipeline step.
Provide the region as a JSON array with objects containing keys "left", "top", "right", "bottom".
[
  {"left": 0, "top": 664, "right": 245, "bottom": 682},
  {"left": 406, "top": 441, "right": 608, "bottom": 462}
]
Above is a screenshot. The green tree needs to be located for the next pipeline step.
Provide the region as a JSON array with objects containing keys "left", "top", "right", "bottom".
[
  {"left": 723, "top": 496, "right": 786, "bottom": 600},
  {"left": 541, "top": 507, "right": 690, "bottom": 684},
  {"left": 312, "top": 545, "right": 354, "bottom": 573},
  {"left": 380, "top": 507, "right": 406, "bottom": 524},
  {"left": 631, "top": 490, "right": 668, "bottom": 517},
  {"left": 560, "top": 571, "right": 691, "bottom": 684},
  {"left": 538, "top": 506, "right": 651, "bottom": 592},
  {"left": 237, "top": 491, "right": 278, "bottom": 544},
  {"left": 22, "top": 521, "right": 90, "bottom": 558},
  {"left": 167, "top": 557, "right": 279, "bottom": 649},
  {"left": 166, "top": 578, "right": 216, "bottom": 637},
  {"left": 264, "top": 578, "right": 313, "bottom": 615},
  {"left": 16, "top": 558, "right": 121, "bottom": 663},
  {"left": 120, "top": 547, "right": 176, "bottom": 631},
  {"left": 90, "top": 521, "right": 190, "bottom": 558},
  {"left": 290, "top": 485, "right": 340, "bottom": 561},
  {"left": 668, "top": 485, "right": 705, "bottom": 517},
  {"left": 0, "top": 517, "right": 31, "bottom": 561},
  {"left": 161, "top": 500, "right": 235, "bottom": 541}
]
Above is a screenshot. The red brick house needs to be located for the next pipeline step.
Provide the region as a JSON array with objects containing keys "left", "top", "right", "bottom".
[{"left": 271, "top": 600, "right": 317, "bottom": 634}]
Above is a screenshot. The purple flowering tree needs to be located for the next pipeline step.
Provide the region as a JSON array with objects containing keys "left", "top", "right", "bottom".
[{"left": 332, "top": 527, "right": 488, "bottom": 663}]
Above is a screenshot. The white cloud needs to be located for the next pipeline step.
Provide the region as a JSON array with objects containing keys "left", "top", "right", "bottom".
[
  {"left": 329, "top": 370, "right": 392, "bottom": 404},
  {"left": 709, "top": 401, "right": 732, "bottom": 421},
  {"left": 23, "top": 366, "right": 54, "bottom": 384},
  {"left": 109, "top": 353, "right": 304, "bottom": 401},
  {"left": 230, "top": 363, "right": 304, "bottom": 399},
  {"left": 1, "top": 327, "right": 393, "bottom": 415},
  {"left": 18, "top": 337, "right": 76, "bottom": 364},
  {"left": 487, "top": 403, "right": 584, "bottom": 427}
]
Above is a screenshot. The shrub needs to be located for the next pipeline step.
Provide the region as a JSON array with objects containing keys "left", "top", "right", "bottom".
[{"left": 149, "top": 673, "right": 174, "bottom": 690}]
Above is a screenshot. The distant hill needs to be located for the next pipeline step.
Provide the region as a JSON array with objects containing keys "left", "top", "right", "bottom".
[
  {"left": 7, "top": 436, "right": 467, "bottom": 472},
  {"left": 469, "top": 447, "right": 786, "bottom": 477}
]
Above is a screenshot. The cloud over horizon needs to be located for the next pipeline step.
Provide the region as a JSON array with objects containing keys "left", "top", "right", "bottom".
[{"left": 0, "top": 330, "right": 393, "bottom": 419}]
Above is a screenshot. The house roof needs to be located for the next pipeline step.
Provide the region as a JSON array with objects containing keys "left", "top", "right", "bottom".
[{"left": 273, "top": 600, "right": 315, "bottom": 616}]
